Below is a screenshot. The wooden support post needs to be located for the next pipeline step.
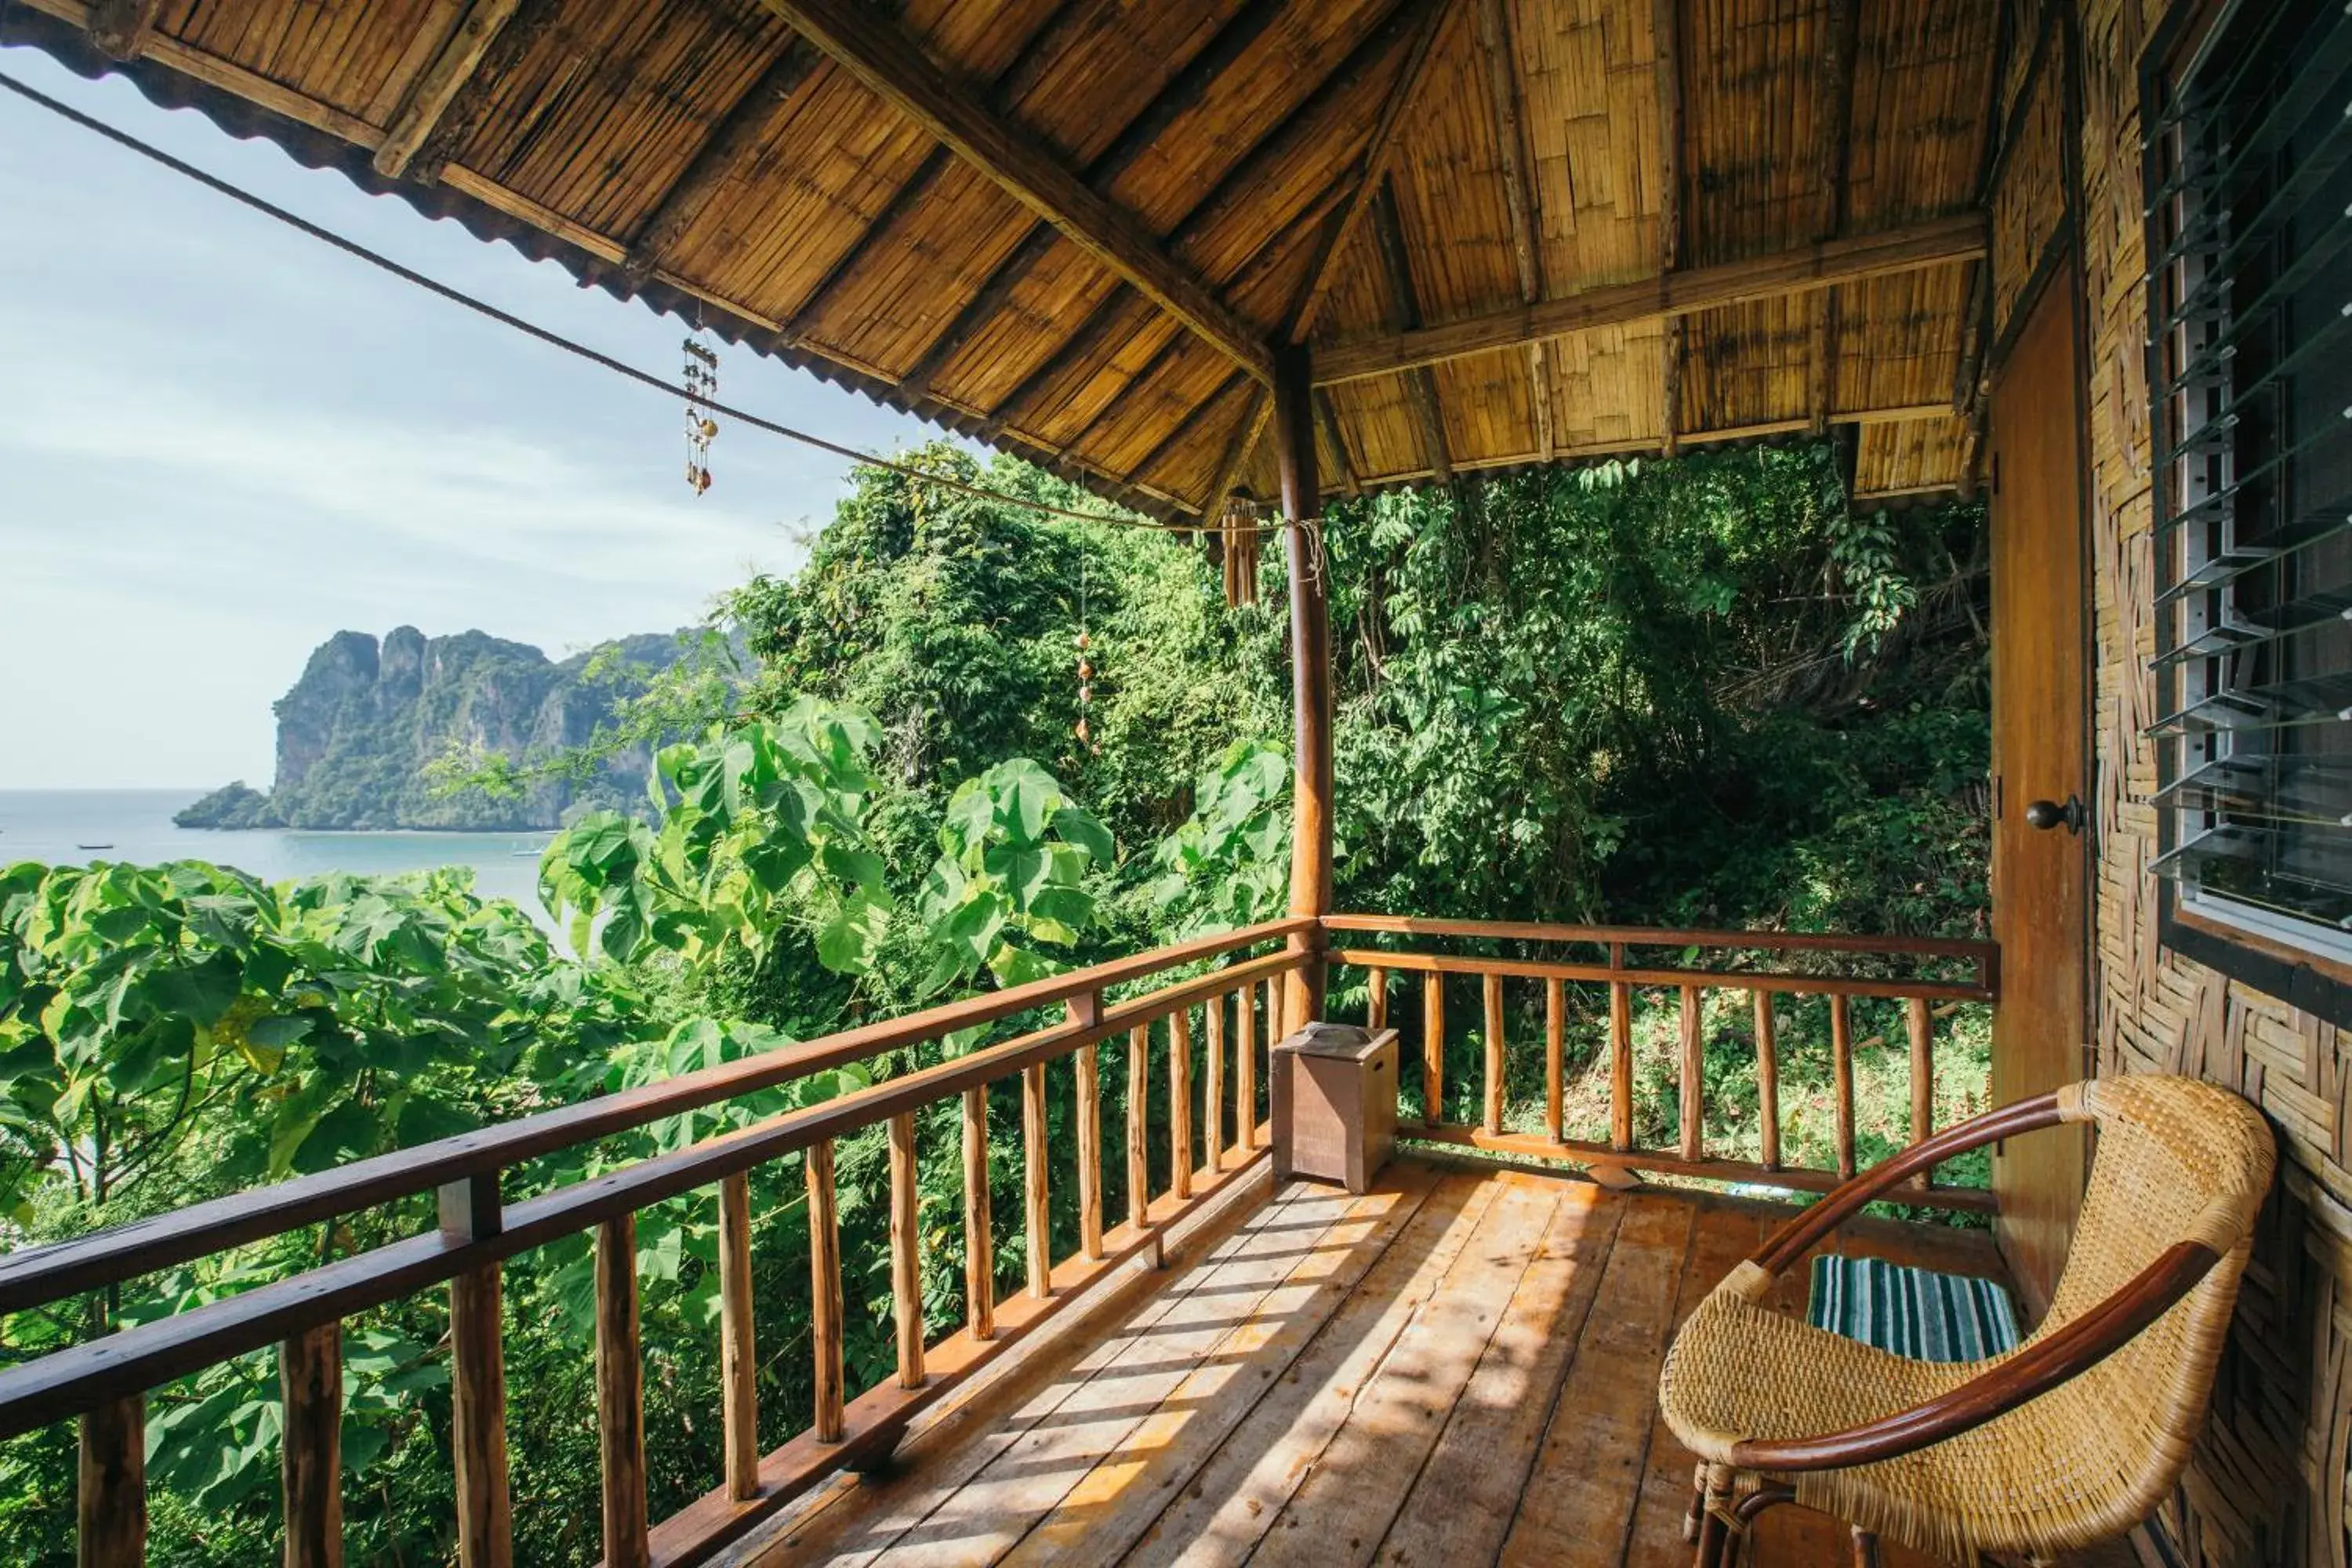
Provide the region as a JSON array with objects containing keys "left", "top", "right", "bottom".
[
  {"left": 1127, "top": 1025, "right": 1152, "bottom": 1229},
  {"left": 1276, "top": 339, "right": 1332, "bottom": 1033},
  {"left": 1482, "top": 972, "right": 1505, "bottom": 1135},
  {"left": 595, "top": 1215, "right": 650, "bottom": 1568},
  {"left": 717, "top": 1172, "right": 759, "bottom": 1501},
  {"left": 1422, "top": 972, "right": 1445, "bottom": 1126},
  {"left": 1610, "top": 945, "right": 1634, "bottom": 1152},
  {"left": 1544, "top": 977, "right": 1566, "bottom": 1146},
  {"left": 961, "top": 1087, "right": 994, "bottom": 1340},
  {"left": 281, "top": 1323, "right": 342, "bottom": 1568},
  {"left": 1236, "top": 982, "right": 1258, "bottom": 1150},
  {"left": 1831, "top": 995, "right": 1857, "bottom": 1181},
  {"left": 889, "top": 1112, "right": 926, "bottom": 1386},
  {"left": 1367, "top": 966, "right": 1388, "bottom": 1032},
  {"left": 1753, "top": 992, "right": 1781, "bottom": 1171},
  {"left": 1907, "top": 995, "right": 1934, "bottom": 1189},
  {"left": 1205, "top": 993, "right": 1227, "bottom": 1171},
  {"left": 1170, "top": 1009, "right": 1196, "bottom": 1200},
  {"left": 1022, "top": 1063, "right": 1051, "bottom": 1298},
  {"left": 78, "top": 1393, "right": 144, "bottom": 1568},
  {"left": 441, "top": 1175, "right": 510, "bottom": 1568},
  {"left": 806, "top": 1140, "right": 845, "bottom": 1442},
  {"left": 1678, "top": 985, "right": 1704, "bottom": 1162},
  {"left": 1075, "top": 1044, "right": 1104, "bottom": 1259}
]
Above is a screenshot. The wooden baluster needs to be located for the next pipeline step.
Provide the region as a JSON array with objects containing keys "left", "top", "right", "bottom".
[
  {"left": 1205, "top": 991, "right": 1227, "bottom": 1173},
  {"left": 1367, "top": 965, "right": 1389, "bottom": 1031},
  {"left": 1753, "top": 992, "right": 1781, "bottom": 1171},
  {"left": 1236, "top": 978, "right": 1258, "bottom": 1150},
  {"left": 717, "top": 1171, "right": 760, "bottom": 1500},
  {"left": 807, "top": 1139, "right": 845, "bottom": 1441},
  {"left": 441, "top": 1175, "right": 511, "bottom": 1568},
  {"left": 1422, "top": 973, "right": 1445, "bottom": 1126},
  {"left": 1023, "top": 1063, "right": 1051, "bottom": 1298},
  {"left": 1127, "top": 1024, "right": 1151, "bottom": 1227},
  {"left": 1831, "top": 994, "right": 1857, "bottom": 1180},
  {"left": 961, "top": 1087, "right": 995, "bottom": 1341},
  {"left": 1907, "top": 995, "right": 1934, "bottom": 1189},
  {"left": 281, "top": 1323, "right": 342, "bottom": 1568},
  {"left": 1609, "top": 944, "right": 1633, "bottom": 1152},
  {"left": 1544, "top": 977, "right": 1565, "bottom": 1146},
  {"left": 1170, "top": 1009, "right": 1195, "bottom": 1200},
  {"left": 889, "top": 1112, "right": 926, "bottom": 1386},
  {"left": 1269, "top": 973, "right": 1287, "bottom": 1047},
  {"left": 596, "top": 1214, "right": 649, "bottom": 1568},
  {"left": 1076, "top": 1043, "right": 1104, "bottom": 1260},
  {"left": 1678, "top": 985, "right": 1704, "bottom": 1162},
  {"left": 1482, "top": 972, "right": 1505, "bottom": 1135},
  {"left": 79, "top": 1393, "right": 145, "bottom": 1568}
]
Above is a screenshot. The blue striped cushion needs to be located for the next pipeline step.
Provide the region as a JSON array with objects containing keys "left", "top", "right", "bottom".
[{"left": 1806, "top": 1255, "right": 2021, "bottom": 1363}]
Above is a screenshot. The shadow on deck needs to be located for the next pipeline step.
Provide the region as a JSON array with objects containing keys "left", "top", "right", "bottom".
[{"left": 726, "top": 1160, "right": 2125, "bottom": 1568}]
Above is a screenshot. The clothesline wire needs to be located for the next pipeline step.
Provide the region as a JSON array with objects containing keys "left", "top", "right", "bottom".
[{"left": 0, "top": 65, "right": 1277, "bottom": 534}]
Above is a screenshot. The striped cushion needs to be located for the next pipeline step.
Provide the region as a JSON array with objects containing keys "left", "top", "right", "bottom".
[{"left": 1806, "top": 1254, "right": 2021, "bottom": 1363}]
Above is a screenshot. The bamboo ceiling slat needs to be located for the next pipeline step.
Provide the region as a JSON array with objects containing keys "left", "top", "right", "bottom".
[
  {"left": 1853, "top": 415, "right": 1967, "bottom": 499},
  {"left": 16, "top": 0, "right": 2000, "bottom": 510}
]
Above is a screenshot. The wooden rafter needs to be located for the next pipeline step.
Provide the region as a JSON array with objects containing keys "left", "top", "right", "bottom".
[
  {"left": 759, "top": 0, "right": 1273, "bottom": 383},
  {"left": 85, "top": 0, "right": 161, "bottom": 61},
  {"left": 897, "top": 0, "right": 1289, "bottom": 404},
  {"left": 1655, "top": 0, "right": 1682, "bottom": 456},
  {"left": 1128, "top": 369, "right": 1250, "bottom": 491},
  {"left": 1286, "top": 0, "right": 1462, "bottom": 343},
  {"left": 777, "top": 144, "right": 955, "bottom": 339},
  {"left": 1315, "top": 390, "right": 1362, "bottom": 498},
  {"left": 1314, "top": 214, "right": 1986, "bottom": 387},
  {"left": 1475, "top": 0, "right": 1551, "bottom": 460},
  {"left": 989, "top": 285, "right": 1141, "bottom": 424},
  {"left": 1065, "top": 328, "right": 1192, "bottom": 456},
  {"left": 374, "top": 0, "right": 524, "bottom": 180},
  {"left": 1207, "top": 385, "right": 1275, "bottom": 513},
  {"left": 1370, "top": 178, "right": 1452, "bottom": 481},
  {"left": 402, "top": 0, "right": 565, "bottom": 183},
  {"left": 1807, "top": 0, "right": 1858, "bottom": 436},
  {"left": 622, "top": 40, "right": 822, "bottom": 281}
]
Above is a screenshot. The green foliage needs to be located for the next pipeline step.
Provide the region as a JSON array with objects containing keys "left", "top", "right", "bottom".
[
  {"left": 918, "top": 758, "right": 1116, "bottom": 993},
  {"left": 1142, "top": 741, "right": 1291, "bottom": 938}
]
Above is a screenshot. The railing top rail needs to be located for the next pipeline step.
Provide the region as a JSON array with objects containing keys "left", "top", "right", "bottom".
[
  {"left": 0, "top": 946, "right": 1311, "bottom": 1439},
  {"left": 0, "top": 916, "right": 1312, "bottom": 1315},
  {"left": 1327, "top": 948, "right": 1994, "bottom": 1003},
  {"left": 1323, "top": 913, "right": 1994, "bottom": 964}
]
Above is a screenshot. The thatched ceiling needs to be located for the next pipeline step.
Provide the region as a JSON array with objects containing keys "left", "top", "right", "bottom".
[{"left": 7, "top": 0, "right": 2001, "bottom": 517}]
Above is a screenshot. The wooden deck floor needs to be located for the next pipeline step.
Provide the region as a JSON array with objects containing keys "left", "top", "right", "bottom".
[{"left": 739, "top": 1160, "right": 2123, "bottom": 1568}]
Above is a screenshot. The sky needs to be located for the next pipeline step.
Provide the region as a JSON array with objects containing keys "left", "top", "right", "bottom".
[{"left": 0, "top": 40, "right": 948, "bottom": 791}]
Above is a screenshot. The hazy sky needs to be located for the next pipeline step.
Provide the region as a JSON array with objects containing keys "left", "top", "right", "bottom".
[{"left": 0, "top": 42, "right": 946, "bottom": 791}]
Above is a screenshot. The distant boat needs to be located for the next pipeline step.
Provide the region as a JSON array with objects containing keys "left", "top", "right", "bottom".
[
  {"left": 76, "top": 843, "right": 114, "bottom": 851},
  {"left": 510, "top": 848, "right": 541, "bottom": 857}
]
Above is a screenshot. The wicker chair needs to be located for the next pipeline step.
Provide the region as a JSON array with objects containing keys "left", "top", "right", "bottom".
[{"left": 1657, "top": 1076, "right": 2274, "bottom": 1567}]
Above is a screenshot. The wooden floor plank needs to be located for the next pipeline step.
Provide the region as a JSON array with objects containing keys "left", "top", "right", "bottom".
[
  {"left": 1494, "top": 1191, "right": 1700, "bottom": 1568},
  {"left": 993, "top": 1168, "right": 1446, "bottom": 1566},
  {"left": 1248, "top": 1175, "right": 1567, "bottom": 1568},
  {"left": 1120, "top": 1173, "right": 1505, "bottom": 1568},
  {"left": 760, "top": 1182, "right": 1310, "bottom": 1568},
  {"left": 864, "top": 1184, "right": 1377, "bottom": 1566},
  {"left": 1374, "top": 1181, "right": 1630, "bottom": 1568}
]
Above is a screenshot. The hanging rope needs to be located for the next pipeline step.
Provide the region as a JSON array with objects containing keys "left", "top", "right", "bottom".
[{"left": 0, "top": 66, "right": 1246, "bottom": 533}]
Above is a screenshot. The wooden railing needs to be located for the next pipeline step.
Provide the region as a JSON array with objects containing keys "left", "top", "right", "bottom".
[
  {"left": 0, "top": 918, "right": 1312, "bottom": 1568},
  {"left": 1322, "top": 914, "right": 1999, "bottom": 1214}
]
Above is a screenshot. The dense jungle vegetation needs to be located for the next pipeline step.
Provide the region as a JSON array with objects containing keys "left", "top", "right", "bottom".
[{"left": 0, "top": 441, "right": 1990, "bottom": 1564}]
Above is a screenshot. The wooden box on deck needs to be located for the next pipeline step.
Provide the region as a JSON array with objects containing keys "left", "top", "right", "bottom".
[{"left": 1272, "top": 1023, "right": 1399, "bottom": 1194}]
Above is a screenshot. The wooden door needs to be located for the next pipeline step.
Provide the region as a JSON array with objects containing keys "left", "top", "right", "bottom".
[{"left": 1987, "top": 260, "right": 2092, "bottom": 1316}]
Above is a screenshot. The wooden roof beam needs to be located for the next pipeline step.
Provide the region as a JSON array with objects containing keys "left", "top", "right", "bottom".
[
  {"left": 1370, "top": 178, "right": 1451, "bottom": 481},
  {"left": 1313, "top": 212, "right": 1987, "bottom": 386},
  {"left": 622, "top": 40, "right": 823, "bottom": 281},
  {"left": 374, "top": 0, "right": 525, "bottom": 180},
  {"left": 1475, "top": 0, "right": 1552, "bottom": 460},
  {"left": 400, "top": 0, "right": 566, "bottom": 183},
  {"left": 1654, "top": 0, "right": 1682, "bottom": 456},
  {"left": 1807, "top": 0, "right": 1858, "bottom": 437},
  {"left": 760, "top": 0, "right": 1273, "bottom": 385},
  {"left": 85, "top": 0, "right": 162, "bottom": 61}
]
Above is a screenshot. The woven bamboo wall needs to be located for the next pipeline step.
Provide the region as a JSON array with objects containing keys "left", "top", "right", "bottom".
[{"left": 2009, "top": 2, "right": 2352, "bottom": 1561}]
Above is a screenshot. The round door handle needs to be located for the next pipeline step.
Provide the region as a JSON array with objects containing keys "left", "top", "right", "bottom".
[{"left": 2024, "top": 794, "right": 2085, "bottom": 835}]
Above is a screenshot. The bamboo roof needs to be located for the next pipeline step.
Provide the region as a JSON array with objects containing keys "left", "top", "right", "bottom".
[{"left": 7, "top": 0, "right": 2001, "bottom": 517}]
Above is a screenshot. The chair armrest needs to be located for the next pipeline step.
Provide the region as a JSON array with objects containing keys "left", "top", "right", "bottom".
[
  {"left": 1750, "top": 1091, "right": 2068, "bottom": 1278},
  {"left": 1727, "top": 1239, "right": 2220, "bottom": 1472}
]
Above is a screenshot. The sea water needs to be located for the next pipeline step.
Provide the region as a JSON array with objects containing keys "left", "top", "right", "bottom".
[{"left": 0, "top": 789, "right": 557, "bottom": 914}]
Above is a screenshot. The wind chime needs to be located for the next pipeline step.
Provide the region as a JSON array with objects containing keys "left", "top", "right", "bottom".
[
  {"left": 1074, "top": 557, "right": 1101, "bottom": 757},
  {"left": 681, "top": 332, "right": 720, "bottom": 495},
  {"left": 1220, "top": 488, "right": 1263, "bottom": 608}
]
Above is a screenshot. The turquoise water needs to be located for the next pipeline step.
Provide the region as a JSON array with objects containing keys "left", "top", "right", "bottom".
[{"left": 0, "top": 789, "right": 557, "bottom": 913}]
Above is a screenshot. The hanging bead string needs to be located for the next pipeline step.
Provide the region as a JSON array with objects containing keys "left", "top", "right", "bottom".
[{"left": 1074, "top": 555, "right": 1100, "bottom": 756}]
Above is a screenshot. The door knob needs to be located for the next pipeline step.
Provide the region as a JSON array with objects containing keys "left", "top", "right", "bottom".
[{"left": 2024, "top": 794, "right": 2085, "bottom": 835}]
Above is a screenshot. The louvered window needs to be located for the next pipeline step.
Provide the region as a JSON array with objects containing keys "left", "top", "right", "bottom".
[{"left": 2147, "top": 0, "right": 2352, "bottom": 953}]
